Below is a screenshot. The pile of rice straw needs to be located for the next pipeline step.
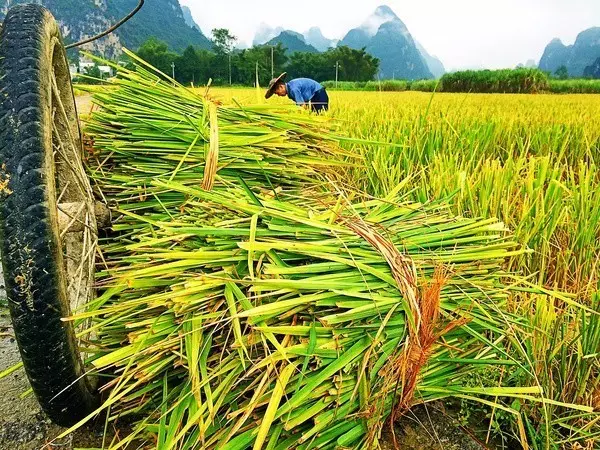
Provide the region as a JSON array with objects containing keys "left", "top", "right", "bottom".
[{"left": 71, "top": 52, "right": 534, "bottom": 450}]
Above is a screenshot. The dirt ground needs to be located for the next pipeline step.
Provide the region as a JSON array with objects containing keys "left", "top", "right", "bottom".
[
  {"left": 0, "top": 94, "right": 491, "bottom": 450},
  {"left": 0, "top": 270, "right": 112, "bottom": 449}
]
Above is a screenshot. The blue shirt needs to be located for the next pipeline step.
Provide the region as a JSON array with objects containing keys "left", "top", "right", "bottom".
[{"left": 286, "top": 78, "right": 323, "bottom": 106}]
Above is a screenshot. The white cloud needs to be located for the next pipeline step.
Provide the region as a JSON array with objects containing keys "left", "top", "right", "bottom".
[
  {"left": 359, "top": 8, "right": 398, "bottom": 37},
  {"left": 179, "top": 0, "right": 600, "bottom": 70},
  {"left": 253, "top": 23, "right": 284, "bottom": 46}
]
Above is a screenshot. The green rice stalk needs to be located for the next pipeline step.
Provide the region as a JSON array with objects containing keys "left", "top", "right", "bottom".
[{"left": 64, "top": 54, "right": 595, "bottom": 450}]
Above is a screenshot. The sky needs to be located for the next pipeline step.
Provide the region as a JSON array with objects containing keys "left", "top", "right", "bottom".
[{"left": 179, "top": 0, "right": 600, "bottom": 71}]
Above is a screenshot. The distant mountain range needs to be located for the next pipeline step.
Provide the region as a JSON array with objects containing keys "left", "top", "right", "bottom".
[
  {"left": 266, "top": 30, "right": 320, "bottom": 55},
  {"left": 181, "top": 5, "right": 203, "bottom": 34},
  {"left": 339, "top": 6, "right": 438, "bottom": 80},
  {"left": 416, "top": 41, "right": 445, "bottom": 79},
  {"left": 516, "top": 59, "right": 537, "bottom": 69},
  {"left": 304, "top": 27, "right": 339, "bottom": 52},
  {"left": 253, "top": 24, "right": 337, "bottom": 52},
  {"left": 253, "top": 23, "right": 285, "bottom": 47},
  {"left": 0, "top": 1, "right": 447, "bottom": 80},
  {"left": 539, "top": 27, "right": 600, "bottom": 77},
  {"left": 0, "top": 0, "right": 213, "bottom": 58},
  {"left": 253, "top": 5, "right": 445, "bottom": 80},
  {"left": 584, "top": 58, "right": 600, "bottom": 78},
  {"left": 5, "top": 1, "right": 599, "bottom": 81}
]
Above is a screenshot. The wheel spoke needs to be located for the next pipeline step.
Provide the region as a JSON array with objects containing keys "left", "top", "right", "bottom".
[
  {"left": 51, "top": 69, "right": 79, "bottom": 154},
  {"left": 67, "top": 214, "right": 94, "bottom": 311},
  {"left": 59, "top": 202, "right": 86, "bottom": 238},
  {"left": 56, "top": 179, "right": 71, "bottom": 205},
  {"left": 58, "top": 202, "right": 110, "bottom": 234},
  {"left": 52, "top": 123, "right": 91, "bottom": 198},
  {"left": 49, "top": 54, "right": 103, "bottom": 372}
]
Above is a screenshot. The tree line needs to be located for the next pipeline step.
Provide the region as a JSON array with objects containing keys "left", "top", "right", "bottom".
[
  {"left": 322, "top": 69, "right": 600, "bottom": 94},
  {"left": 134, "top": 29, "right": 379, "bottom": 86}
]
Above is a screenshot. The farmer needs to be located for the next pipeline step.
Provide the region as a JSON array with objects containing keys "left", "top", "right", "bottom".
[{"left": 265, "top": 72, "right": 329, "bottom": 113}]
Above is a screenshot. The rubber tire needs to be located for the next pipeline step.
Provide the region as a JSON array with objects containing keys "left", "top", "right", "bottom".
[{"left": 0, "top": 5, "right": 98, "bottom": 427}]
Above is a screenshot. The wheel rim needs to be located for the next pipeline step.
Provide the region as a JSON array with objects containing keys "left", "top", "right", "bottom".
[{"left": 48, "top": 36, "right": 98, "bottom": 377}]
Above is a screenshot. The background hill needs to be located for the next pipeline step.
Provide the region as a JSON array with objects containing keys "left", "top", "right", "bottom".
[
  {"left": 0, "top": 1, "right": 448, "bottom": 81},
  {"left": 339, "top": 5, "right": 434, "bottom": 80},
  {"left": 539, "top": 28, "right": 600, "bottom": 77},
  {"left": 181, "top": 5, "right": 203, "bottom": 34},
  {"left": 266, "top": 31, "right": 320, "bottom": 55},
  {"left": 416, "top": 41, "right": 445, "bottom": 79},
  {"left": 254, "top": 5, "right": 441, "bottom": 80},
  {"left": 253, "top": 23, "right": 285, "bottom": 46},
  {"left": 303, "top": 27, "right": 338, "bottom": 52},
  {"left": 0, "top": 0, "right": 212, "bottom": 58}
]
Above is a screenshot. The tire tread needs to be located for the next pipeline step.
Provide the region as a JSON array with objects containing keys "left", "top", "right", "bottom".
[{"left": 0, "top": 4, "right": 98, "bottom": 427}]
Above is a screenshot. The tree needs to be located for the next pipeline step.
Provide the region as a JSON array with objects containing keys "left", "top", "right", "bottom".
[
  {"left": 265, "top": 44, "right": 288, "bottom": 80},
  {"left": 232, "top": 44, "right": 288, "bottom": 86},
  {"left": 175, "top": 46, "right": 214, "bottom": 85},
  {"left": 77, "top": 64, "right": 104, "bottom": 85},
  {"left": 286, "top": 46, "right": 379, "bottom": 82},
  {"left": 134, "top": 37, "right": 379, "bottom": 86},
  {"left": 85, "top": 64, "right": 102, "bottom": 79},
  {"left": 211, "top": 29, "right": 237, "bottom": 84},
  {"left": 287, "top": 52, "right": 330, "bottom": 80},
  {"left": 137, "top": 38, "right": 179, "bottom": 76},
  {"left": 211, "top": 28, "right": 237, "bottom": 55},
  {"left": 326, "top": 46, "right": 379, "bottom": 82},
  {"left": 554, "top": 65, "right": 569, "bottom": 80}
]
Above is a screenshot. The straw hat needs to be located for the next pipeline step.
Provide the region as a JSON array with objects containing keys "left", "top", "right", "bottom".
[{"left": 265, "top": 72, "right": 287, "bottom": 99}]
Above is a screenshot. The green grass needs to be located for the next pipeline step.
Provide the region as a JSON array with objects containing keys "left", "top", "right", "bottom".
[
  {"left": 323, "top": 76, "right": 600, "bottom": 94},
  {"left": 549, "top": 78, "right": 600, "bottom": 94}
]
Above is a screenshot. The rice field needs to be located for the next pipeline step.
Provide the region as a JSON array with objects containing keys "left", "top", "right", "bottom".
[
  {"left": 213, "top": 89, "right": 600, "bottom": 293},
  {"left": 72, "top": 75, "right": 600, "bottom": 450},
  {"left": 189, "top": 88, "right": 600, "bottom": 447},
  {"left": 330, "top": 91, "right": 600, "bottom": 448}
]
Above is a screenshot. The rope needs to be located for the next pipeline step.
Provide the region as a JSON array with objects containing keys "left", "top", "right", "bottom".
[
  {"left": 202, "top": 102, "right": 220, "bottom": 191},
  {"left": 65, "top": 0, "right": 145, "bottom": 50}
]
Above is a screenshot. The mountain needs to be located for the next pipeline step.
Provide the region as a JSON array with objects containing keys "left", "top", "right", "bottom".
[
  {"left": 304, "top": 27, "right": 337, "bottom": 52},
  {"left": 340, "top": 5, "right": 433, "bottom": 80},
  {"left": 253, "top": 23, "right": 284, "bottom": 46},
  {"left": 340, "top": 28, "right": 371, "bottom": 50},
  {"left": 266, "top": 31, "right": 319, "bottom": 55},
  {"left": 416, "top": 41, "right": 445, "bottom": 78},
  {"left": 181, "top": 5, "right": 202, "bottom": 33},
  {"left": 281, "top": 30, "right": 306, "bottom": 42},
  {"left": 359, "top": 5, "right": 398, "bottom": 35},
  {"left": 584, "top": 57, "right": 600, "bottom": 78},
  {"left": 539, "top": 38, "right": 574, "bottom": 74},
  {"left": 539, "top": 28, "right": 600, "bottom": 77},
  {"left": 368, "top": 20, "right": 432, "bottom": 80},
  {"left": 256, "top": 26, "right": 336, "bottom": 53},
  {"left": 0, "top": 0, "right": 213, "bottom": 58},
  {"left": 516, "top": 59, "right": 537, "bottom": 69}
]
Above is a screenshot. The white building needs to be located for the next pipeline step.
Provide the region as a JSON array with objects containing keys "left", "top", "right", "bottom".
[
  {"left": 79, "top": 60, "right": 95, "bottom": 72},
  {"left": 98, "top": 65, "right": 114, "bottom": 77},
  {"left": 72, "top": 60, "right": 115, "bottom": 80}
]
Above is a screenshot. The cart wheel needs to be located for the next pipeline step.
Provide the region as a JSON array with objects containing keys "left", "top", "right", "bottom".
[{"left": 0, "top": 5, "right": 108, "bottom": 427}]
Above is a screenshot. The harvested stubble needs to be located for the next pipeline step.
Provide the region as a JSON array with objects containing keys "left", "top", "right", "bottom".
[{"left": 72, "top": 54, "right": 554, "bottom": 449}]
